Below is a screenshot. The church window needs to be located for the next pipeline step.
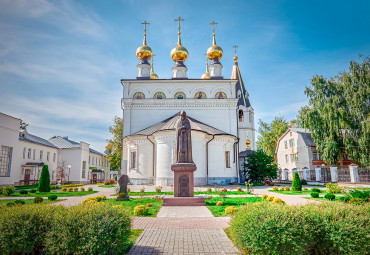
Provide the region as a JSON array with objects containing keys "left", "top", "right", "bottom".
[
  {"left": 225, "top": 151, "right": 230, "bottom": 168},
  {"left": 47, "top": 152, "right": 50, "bottom": 161},
  {"left": 0, "top": 146, "right": 12, "bottom": 177},
  {"left": 133, "top": 92, "right": 145, "bottom": 99},
  {"left": 82, "top": 161, "right": 86, "bottom": 178},
  {"left": 33, "top": 149, "right": 36, "bottom": 160},
  {"left": 238, "top": 110, "right": 244, "bottom": 122},
  {"left": 174, "top": 92, "right": 186, "bottom": 99},
  {"left": 130, "top": 151, "right": 136, "bottom": 169},
  {"left": 23, "top": 147, "right": 26, "bottom": 159},
  {"left": 237, "top": 90, "right": 241, "bottom": 98},
  {"left": 27, "top": 148, "right": 31, "bottom": 159},
  {"left": 154, "top": 92, "right": 166, "bottom": 99},
  {"left": 194, "top": 91, "right": 207, "bottom": 99},
  {"left": 215, "top": 92, "right": 227, "bottom": 99}
]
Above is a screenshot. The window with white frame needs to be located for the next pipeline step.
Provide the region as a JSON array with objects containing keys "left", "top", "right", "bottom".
[
  {"left": 289, "top": 139, "right": 295, "bottom": 148},
  {"left": 47, "top": 152, "right": 50, "bottom": 161},
  {"left": 33, "top": 149, "right": 36, "bottom": 160},
  {"left": 40, "top": 150, "right": 43, "bottom": 160},
  {"left": 27, "top": 148, "right": 31, "bottom": 159},
  {"left": 0, "top": 146, "right": 12, "bottom": 177},
  {"left": 285, "top": 154, "right": 289, "bottom": 163},
  {"left": 225, "top": 151, "right": 230, "bottom": 168},
  {"left": 290, "top": 154, "right": 298, "bottom": 163},
  {"left": 130, "top": 151, "right": 137, "bottom": 169},
  {"left": 53, "top": 153, "right": 56, "bottom": 162},
  {"left": 82, "top": 161, "right": 86, "bottom": 178},
  {"left": 23, "top": 147, "right": 26, "bottom": 159}
]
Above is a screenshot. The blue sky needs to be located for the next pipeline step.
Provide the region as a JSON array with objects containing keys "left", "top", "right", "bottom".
[{"left": 0, "top": 0, "right": 369, "bottom": 152}]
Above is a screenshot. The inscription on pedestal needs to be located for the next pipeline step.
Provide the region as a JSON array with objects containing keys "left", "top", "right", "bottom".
[{"left": 179, "top": 174, "right": 189, "bottom": 197}]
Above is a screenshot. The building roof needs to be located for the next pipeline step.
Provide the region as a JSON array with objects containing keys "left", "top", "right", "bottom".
[
  {"left": 275, "top": 127, "right": 315, "bottom": 153},
  {"left": 231, "top": 61, "right": 251, "bottom": 108},
  {"left": 48, "top": 136, "right": 105, "bottom": 156},
  {"left": 126, "top": 112, "right": 236, "bottom": 138},
  {"left": 19, "top": 131, "right": 57, "bottom": 148}
]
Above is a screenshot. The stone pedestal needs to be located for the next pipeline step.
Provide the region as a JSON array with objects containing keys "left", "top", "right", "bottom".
[
  {"left": 349, "top": 164, "right": 359, "bottom": 183},
  {"left": 171, "top": 163, "right": 197, "bottom": 197},
  {"left": 315, "top": 167, "right": 321, "bottom": 182}
]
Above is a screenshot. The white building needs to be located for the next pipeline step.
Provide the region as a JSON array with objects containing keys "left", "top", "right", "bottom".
[
  {"left": 0, "top": 112, "right": 109, "bottom": 186},
  {"left": 121, "top": 22, "right": 255, "bottom": 186}
]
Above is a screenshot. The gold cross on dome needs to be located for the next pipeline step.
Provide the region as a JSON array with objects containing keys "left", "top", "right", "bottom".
[
  {"left": 141, "top": 20, "right": 150, "bottom": 34},
  {"left": 210, "top": 21, "right": 218, "bottom": 33},
  {"left": 233, "top": 45, "right": 238, "bottom": 56},
  {"left": 174, "top": 16, "right": 184, "bottom": 33}
]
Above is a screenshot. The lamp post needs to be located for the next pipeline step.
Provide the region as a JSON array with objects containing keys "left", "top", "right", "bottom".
[{"left": 68, "top": 165, "right": 71, "bottom": 183}]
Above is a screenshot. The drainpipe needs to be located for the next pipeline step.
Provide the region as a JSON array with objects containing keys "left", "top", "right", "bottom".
[
  {"left": 206, "top": 135, "right": 215, "bottom": 185},
  {"left": 233, "top": 138, "right": 240, "bottom": 183},
  {"left": 236, "top": 108, "right": 240, "bottom": 183},
  {"left": 146, "top": 135, "right": 156, "bottom": 184}
]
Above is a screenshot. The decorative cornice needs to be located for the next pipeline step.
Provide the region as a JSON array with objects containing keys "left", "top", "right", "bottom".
[{"left": 122, "top": 99, "right": 238, "bottom": 109}]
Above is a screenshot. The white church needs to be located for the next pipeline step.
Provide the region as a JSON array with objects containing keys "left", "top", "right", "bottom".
[{"left": 121, "top": 20, "right": 255, "bottom": 186}]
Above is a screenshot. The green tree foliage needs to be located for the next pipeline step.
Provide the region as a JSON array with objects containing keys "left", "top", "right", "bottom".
[
  {"left": 257, "top": 116, "right": 290, "bottom": 159},
  {"left": 20, "top": 120, "right": 28, "bottom": 131},
  {"left": 243, "top": 150, "right": 278, "bottom": 183},
  {"left": 105, "top": 116, "right": 123, "bottom": 170},
  {"left": 299, "top": 56, "right": 370, "bottom": 166},
  {"left": 38, "top": 165, "right": 50, "bottom": 192},
  {"left": 292, "top": 172, "right": 302, "bottom": 191}
]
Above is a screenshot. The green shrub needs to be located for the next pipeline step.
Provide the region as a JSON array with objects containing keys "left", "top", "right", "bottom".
[
  {"left": 339, "top": 196, "right": 351, "bottom": 203},
  {"left": 279, "top": 187, "right": 284, "bottom": 191},
  {"left": 310, "top": 192, "right": 319, "bottom": 198},
  {"left": 67, "top": 187, "right": 73, "bottom": 192},
  {"left": 88, "top": 187, "right": 93, "bottom": 191},
  {"left": 134, "top": 205, "right": 147, "bottom": 216},
  {"left": 349, "top": 198, "right": 364, "bottom": 205},
  {"left": 73, "top": 187, "right": 78, "bottom": 192},
  {"left": 230, "top": 202, "right": 370, "bottom": 255},
  {"left": 0, "top": 185, "right": 15, "bottom": 196},
  {"left": 60, "top": 184, "right": 84, "bottom": 188},
  {"left": 155, "top": 187, "right": 161, "bottom": 193},
  {"left": 300, "top": 179, "right": 307, "bottom": 185},
  {"left": 48, "top": 194, "right": 58, "bottom": 201},
  {"left": 272, "top": 186, "right": 278, "bottom": 191},
  {"left": 80, "top": 187, "right": 85, "bottom": 192},
  {"left": 6, "top": 202, "right": 15, "bottom": 207},
  {"left": 225, "top": 206, "right": 238, "bottom": 215},
  {"left": 207, "top": 187, "right": 212, "bottom": 193},
  {"left": 311, "top": 188, "right": 321, "bottom": 193},
  {"left": 38, "top": 165, "right": 51, "bottom": 192},
  {"left": 292, "top": 172, "right": 302, "bottom": 191},
  {"left": 30, "top": 188, "right": 37, "bottom": 193},
  {"left": 291, "top": 187, "right": 296, "bottom": 191},
  {"left": 62, "top": 187, "right": 67, "bottom": 192},
  {"left": 33, "top": 196, "right": 43, "bottom": 204},
  {"left": 349, "top": 189, "right": 370, "bottom": 200},
  {"left": 146, "top": 203, "right": 152, "bottom": 207},
  {"left": 14, "top": 200, "right": 25, "bottom": 205},
  {"left": 324, "top": 193, "right": 335, "bottom": 201},
  {"left": 284, "top": 186, "right": 290, "bottom": 191},
  {"left": 325, "top": 183, "right": 342, "bottom": 194},
  {"left": 237, "top": 187, "right": 243, "bottom": 192},
  {"left": 19, "top": 190, "right": 28, "bottom": 195}
]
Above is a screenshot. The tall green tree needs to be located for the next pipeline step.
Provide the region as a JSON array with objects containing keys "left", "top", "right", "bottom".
[
  {"left": 299, "top": 56, "right": 369, "bottom": 166},
  {"left": 257, "top": 116, "right": 290, "bottom": 159},
  {"left": 243, "top": 150, "right": 278, "bottom": 183},
  {"left": 105, "top": 116, "right": 123, "bottom": 170},
  {"left": 38, "top": 165, "right": 50, "bottom": 192}
]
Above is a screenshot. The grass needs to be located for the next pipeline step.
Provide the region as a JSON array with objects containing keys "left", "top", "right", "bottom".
[
  {"left": 206, "top": 196, "right": 262, "bottom": 217},
  {"left": 0, "top": 191, "right": 98, "bottom": 197},
  {"left": 98, "top": 184, "right": 115, "bottom": 188},
  {"left": 124, "top": 229, "right": 143, "bottom": 254},
  {"left": 0, "top": 199, "right": 64, "bottom": 206},
  {"left": 105, "top": 198, "right": 162, "bottom": 217},
  {"left": 305, "top": 196, "right": 343, "bottom": 202},
  {"left": 269, "top": 189, "right": 328, "bottom": 195}
]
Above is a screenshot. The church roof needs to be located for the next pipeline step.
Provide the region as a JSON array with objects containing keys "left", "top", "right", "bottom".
[
  {"left": 231, "top": 61, "right": 251, "bottom": 107},
  {"left": 126, "top": 112, "right": 236, "bottom": 138}
]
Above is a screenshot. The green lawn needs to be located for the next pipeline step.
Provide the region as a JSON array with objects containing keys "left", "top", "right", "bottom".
[
  {"left": 269, "top": 189, "right": 328, "bottom": 195},
  {"left": 105, "top": 198, "right": 162, "bottom": 217},
  {"left": 0, "top": 199, "right": 64, "bottom": 206},
  {"left": 98, "top": 184, "right": 115, "bottom": 188},
  {"left": 0, "top": 190, "right": 98, "bottom": 197},
  {"left": 14, "top": 184, "right": 39, "bottom": 190},
  {"left": 206, "top": 197, "right": 262, "bottom": 217}
]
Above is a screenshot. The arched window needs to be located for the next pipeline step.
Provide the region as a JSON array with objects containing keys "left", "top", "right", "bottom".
[
  {"left": 215, "top": 92, "right": 227, "bottom": 99},
  {"left": 239, "top": 109, "right": 244, "bottom": 122},
  {"left": 154, "top": 92, "right": 166, "bottom": 99},
  {"left": 237, "top": 90, "right": 241, "bottom": 98},
  {"left": 194, "top": 91, "right": 207, "bottom": 99},
  {"left": 174, "top": 92, "right": 186, "bottom": 99},
  {"left": 133, "top": 92, "right": 145, "bottom": 99}
]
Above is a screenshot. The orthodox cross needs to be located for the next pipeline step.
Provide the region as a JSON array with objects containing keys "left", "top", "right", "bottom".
[
  {"left": 233, "top": 45, "right": 238, "bottom": 57},
  {"left": 174, "top": 16, "right": 184, "bottom": 34},
  {"left": 141, "top": 20, "right": 149, "bottom": 34},
  {"left": 210, "top": 21, "right": 218, "bottom": 33}
]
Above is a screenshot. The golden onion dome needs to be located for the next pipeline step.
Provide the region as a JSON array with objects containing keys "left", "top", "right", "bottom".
[
  {"left": 136, "top": 33, "right": 153, "bottom": 60},
  {"left": 207, "top": 33, "right": 223, "bottom": 60},
  {"left": 245, "top": 136, "right": 251, "bottom": 149},
  {"left": 170, "top": 33, "right": 188, "bottom": 62},
  {"left": 201, "top": 61, "right": 210, "bottom": 79}
]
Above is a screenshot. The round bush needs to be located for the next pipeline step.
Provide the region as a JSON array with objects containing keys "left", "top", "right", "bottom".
[
  {"left": 48, "top": 194, "right": 58, "bottom": 201},
  {"left": 67, "top": 188, "right": 73, "bottom": 192},
  {"left": 88, "top": 187, "right": 93, "bottom": 191},
  {"left": 324, "top": 193, "right": 335, "bottom": 201},
  {"left": 73, "top": 188, "right": 78, "bottom": 192},
  {"left": 339, "top": 196, "right": 351, "bottom": 203},
  {"left": 30, "top": 188, "right": 37, "bottom": 193},
  {"left": 225, "top": 206, "right": 238, "bottom": 215},
  {"left": 310, "top": 192, "right": 319, "bottom": 198},
  {"left": 216, "top": 201, "right": 223, "bottom": 206},
  {"left": 80, "top": 187, "right": 85, "bottom": 191},
  {"left": 261, "top": 194, "right": 268, "bottom": 200},
  {"left": 267, "top": 196, "right": 274, "bottom": 201},
  {"left": 155, "top": 187, "right": 161, "bottom": 193},
  {"left": 272, "top": 198, "right": 285, "bottom": 204},
  {"left": 301, "top": 179, "right": 308, "bottom": 185},
  {"left": 146, "top": 203, "right": 152, "bottom": 207},
  {"left": 291, "top": 187, "right": 296, "bottom": 191},
  {"left": 207, "top": 187, "right": 212, "bottom": 193},
  {"left": 272, "top": 186, "right": 278, "bottom": 191},
  {"left": 1, "top": 185, "right": 16, "bottom": 196},
  {"left": 19, "top": 190, "right": 28, "bottom": 194},
  {"left": 33, "top": 196, "right": 43, "bottom": 204},
  {"left": 311, "top": 188, "right": 321, "bottom": 193},
  {"left": 284, "top": 186, "right": 290, "bottom": 191},
  {"left": 303, "top": 187, "right": 308, "bottom": 191},
  {"left": 279, "top": 187, "right": 284, "bottom": 191},
  {"left": 134, "top": 205, "right": 147, "bottom": 216},
  {"left": 62, "top": 187, "right": 67, "bottom": 192},
  {"left": 6, "top": 202, "right": 15, "bottom": 207},
  {"left": 237, "top": 187, "right": 243, "bottom": 192},
  {"left": 14, "top": 199, "right": 25, "bottom": 205}
]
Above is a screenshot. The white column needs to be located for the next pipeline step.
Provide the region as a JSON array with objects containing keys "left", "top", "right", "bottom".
[
  {"left": 349, "top": 164, "right": 359, "bottom": 183},
  {"left": 136, "top": 60, "right": 151, "bottom": 78},
  {"left": 315, "top": 167, "right": 321, "bottom": 182},
  {"left": 330, "top": 165, "right": 338, "bottom": 182},
  {"left": 172, "top": 62, "right": 188, "bottom": 79}
]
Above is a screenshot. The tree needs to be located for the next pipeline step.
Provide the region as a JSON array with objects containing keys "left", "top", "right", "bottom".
[
  {"left": 257, "top": 116, "right": 290, "bottom": 159},
  {"left": 299, "top": 56, "right": 370, "bottom": 166},
  {"left": 243, "top": 150, "right": 278, "bottom": 183},
  {"left": 20, "top": 120, "right": 28, "bottom": 131},
  {"left": 105, "top": 116, "right": 123, "bottom": 170},
  {"left": 38, "top": 165, "right": 50, "bottom": 192},
  {"left": 292, "top": 172, "right": 302, "bottom": 191}
]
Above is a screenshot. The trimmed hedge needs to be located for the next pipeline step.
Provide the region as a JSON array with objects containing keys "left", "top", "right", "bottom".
[
  {"left": 0, "top": 204, "right": 131, "bottom": 254},
  {"left": 230, "top": 202, "right": 370, "bottom": 255},
  {"left": 292, "top": 172, "right": 302, "bottom": 191}
]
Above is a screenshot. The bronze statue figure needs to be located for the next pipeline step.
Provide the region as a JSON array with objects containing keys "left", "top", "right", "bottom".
[{"left": 174, "top": 111, "right": 193, "bottom": 163}]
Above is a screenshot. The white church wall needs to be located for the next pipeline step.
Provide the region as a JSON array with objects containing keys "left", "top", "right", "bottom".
[
  {"left": 126, "top": 139, "right": 154, "bottom": 184},
  {"left": 154, "top": 133, "right": 174, "bottom": 186},
  {"left": 58, "top": 148, "right": 82, "bottom": 183},
  {"left": 192, "top": 132, "right": 207, "bottom": 185}
]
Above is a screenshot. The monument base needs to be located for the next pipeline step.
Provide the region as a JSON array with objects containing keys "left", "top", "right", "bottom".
[
  {"left": 171, "top": 163, "right": 197, "bottom": 197},
  {"left": 163, "top": 197, "right": 206, "bottom": 206},
  {"left": 116, "top": 196, "right": 130, "bottom": 201}
]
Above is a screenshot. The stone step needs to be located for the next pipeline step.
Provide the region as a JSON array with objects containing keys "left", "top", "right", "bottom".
[{"left": 163, "top": 197, "right": 206, "bottom": 206}]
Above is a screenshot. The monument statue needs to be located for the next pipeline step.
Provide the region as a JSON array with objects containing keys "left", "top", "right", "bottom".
[
  {"left": 116, "top": 174, "right": 129, "bottom": 201},
  {"left": 175, "top": 111, "right": 193, "bottom": 163}
]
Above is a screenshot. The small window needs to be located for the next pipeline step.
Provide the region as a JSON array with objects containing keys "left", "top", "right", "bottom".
[
  {"left": 290, "top": 154, "right": 298, "bottom": 163},
  {"left": 225, "top": 151, "right": 230, "bottom": 168},
  {"left": 53, "top": 153, "right": 56, "bottom": 162},
  {"left": 238, "top": 110, "right": 244, "bottom": 122},
  {"left": 33, "top": 149, "right": 36, "bottom": 160},
  {"left": 284, "top": 141, "right": 288, "bottom": 149},
  {"left": 82, "top": 161, "right": 86, "bottom": 178},
  {"left": 285, "top": 155, "right": 289, "bottom": 163},
  {"left": 23, "top": 147, "right": 26, "bottom": 159},
  {"left": 40, "top": 150, "right": 43, "bottom": 160},
  {"left": 47, "top": 152, "right": 50, "bottom": 161},
  {"left": 289, "top": 139, "right": 295, "bottom": 147},
  {"left": 27, "top": 148, "right": 31, "bottom": 159},
  {"left": 130, "top": 151, "right": 136, "bottom": 169},
  {"left": 0, "top": 146, "right": 12, "bottom": 177}
]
